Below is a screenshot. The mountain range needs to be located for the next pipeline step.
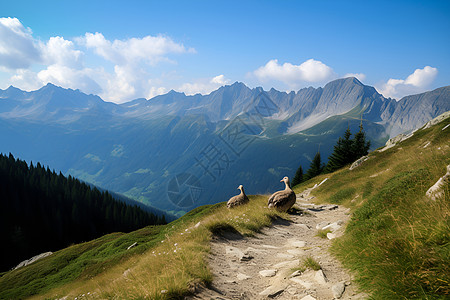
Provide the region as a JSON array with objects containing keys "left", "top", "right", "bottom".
[{"left": 1, "top": 77, "right": 449, "bottom": 216}]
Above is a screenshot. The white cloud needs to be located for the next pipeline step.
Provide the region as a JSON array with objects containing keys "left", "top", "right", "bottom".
[
  {"left": 343, "top": 73, "right": 366, "bottom": 82},
  {"left": 178, "top": 74, "right": 231, "bottom": 95},
  {"left": 43, "top": 36, "right": 83, "bottom": 69},
  {"left": 211, "top": 74, "right": 229, "bottom": 85},
  {"left": 0, "top": 17, "right": 41, "bottom": 69},
  {"left": 0, "top": 17, "right": 197, "bottom": 103},
  {"left": 377, "top": 66, "right": 438, "bottom": 99},
  {"left": 253, "top": 59, "right": 335, "bottom": 88},
  {"left": 80, "top": 32, "right": 195, "bottom": 66},
  {"left": 37, "top": 65, "right": 102, "bottom": 94},
  {"left": 147, "top": 86, "right": 168, "bottom": 99}
]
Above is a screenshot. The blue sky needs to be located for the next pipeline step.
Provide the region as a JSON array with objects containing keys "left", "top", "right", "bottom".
[{"left": 1, "top": 0, "right": 449, "bottom": 103}]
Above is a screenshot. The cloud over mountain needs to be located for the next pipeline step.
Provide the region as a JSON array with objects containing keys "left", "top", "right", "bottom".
[
  {"left": 377, "top": 66, "right": 438, "bottom": 100},
  {"left": 252, "top": 59, "right": 335, "bottom": 88},
  {"left": 178, "top": 75, "right": 231, "bottom": 95},
  {"left": 0, "top": 17, "right": 197, "bottom": 103}
]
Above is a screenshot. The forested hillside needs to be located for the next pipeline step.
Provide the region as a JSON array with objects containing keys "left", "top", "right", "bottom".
[{"left": 0, "top": 153, "right": 166, "bottom": 272}]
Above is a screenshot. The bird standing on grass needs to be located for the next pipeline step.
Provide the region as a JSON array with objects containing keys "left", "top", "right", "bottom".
[
  {"left": 268, "top": 176, "right": 296, "bottom": 212},
  {"left": 227, "top": 185, "right": 249, "bottom": 208}
]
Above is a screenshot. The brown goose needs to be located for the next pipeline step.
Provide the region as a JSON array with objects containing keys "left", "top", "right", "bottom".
[
  {"left": 227, "top": 185, "right": 249, "bottom": 208},
  {"left": 268, "top": 176, "right": 296, "bottom": 212}
]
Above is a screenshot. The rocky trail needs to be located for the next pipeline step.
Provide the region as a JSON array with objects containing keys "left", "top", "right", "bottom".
[{"left": 190, "top": 186, "right": 368, "bottom": 300}]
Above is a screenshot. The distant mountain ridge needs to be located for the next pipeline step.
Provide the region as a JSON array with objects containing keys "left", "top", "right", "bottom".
[
  {"left": 1, "top": 78, "right": 448, "bottom": 216},
  {"left": 2, "top": 78, "right": 448, "bottom": 137}
]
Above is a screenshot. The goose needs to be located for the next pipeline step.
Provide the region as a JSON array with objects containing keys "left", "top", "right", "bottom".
[
  {"left": 268, "top": 176, "right": 296, "bottom": 212},
  {"left": 227, "top": 185, "right": 249, "bottom": 208}
]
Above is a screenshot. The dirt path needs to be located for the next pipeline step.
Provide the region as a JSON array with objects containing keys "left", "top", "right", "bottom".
[{"left": 190, "top": 186, "right": 368, "bottom": 300}]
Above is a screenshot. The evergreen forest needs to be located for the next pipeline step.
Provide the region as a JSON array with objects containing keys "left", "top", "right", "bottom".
[{"left": 0, "top": 153, "right": 166, "bottom": 272}]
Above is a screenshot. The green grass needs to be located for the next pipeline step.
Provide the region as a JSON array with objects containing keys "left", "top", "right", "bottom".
[
  {"left": 0, "top": 204, "right": 217, "bottom": 300},
  {"left": 2, "top": 116, "right": 449, "bottom": 300},
  {"left": 312, "top": 117, "right": 450, "bottom": 299},
  {"left": 302, "top": 256, "right": 321, "bottom": 271},
  {"left": 1, "top": 195, "right": 284, "bottom": 300},
  {"left": 316, "top": 228, "right": 332, "bottom": 239}
]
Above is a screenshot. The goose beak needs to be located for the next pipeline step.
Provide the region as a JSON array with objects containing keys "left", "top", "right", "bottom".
[{"left": 280, "top": 179, "right": 283, "bottom": 182}]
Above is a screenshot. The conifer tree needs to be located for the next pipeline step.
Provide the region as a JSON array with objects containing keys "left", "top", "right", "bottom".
[
  {"left": 292, "top": 165, "right": 304, "bottom": 186},
  {"left": 352, "top": 123, "right": 371, "bottom": 159},
  {"left": 325, "top": 121, "right": 371, "bottom": 173},
  {"left": 305, "top": 151, "right": 324, "bottom": 181}
]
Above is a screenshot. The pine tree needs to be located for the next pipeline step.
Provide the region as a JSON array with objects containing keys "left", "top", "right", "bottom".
[
  {"left": 305, "top": 151, "right": 324, "bottom": 181},
  {"left": 351, "top": 123, "right": 371, "bottom": 160},
  {"left": 326, "top": 121, "right": 371, "bottom": 173},
  {"left": 292, "top": 165, "right": 304, "bottom": 186},
  {"left": 325, "top": 139, "right": 346, "bottom": 173}
]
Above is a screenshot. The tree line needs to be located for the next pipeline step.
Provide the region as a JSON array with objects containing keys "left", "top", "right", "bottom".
[
  {"left": 292, "top": 123, "right": 371, "bottom": 186},
  {"left": 0, "top": 153, "right": 166, "bottom": 272}
]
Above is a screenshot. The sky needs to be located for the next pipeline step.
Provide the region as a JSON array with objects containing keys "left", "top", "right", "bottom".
[{"left": 0, "top": 0, "right": 449, "bottom": 103}]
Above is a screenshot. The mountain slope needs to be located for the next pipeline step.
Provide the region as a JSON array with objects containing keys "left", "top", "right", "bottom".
[
  {"left": 0, "top": 79, "right": 448, "bottom": 216},
  {"left": 1, "top": 113, "right": 448, "bottom": 299},
  {"left": 0, "top": 153, "right": 166, "bottom": 272}
]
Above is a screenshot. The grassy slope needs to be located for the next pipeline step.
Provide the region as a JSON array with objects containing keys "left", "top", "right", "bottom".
[
  {"left": 311, "top": 117, "right": 450, "bottom": 299},
  {"left": 0, "top": 196, "right": 284, "bottom": 299},
  {"left": 1, "top": 116, "right": 448, "bottom": 300}
]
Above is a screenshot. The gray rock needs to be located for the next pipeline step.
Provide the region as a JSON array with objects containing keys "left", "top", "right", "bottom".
[
  {"left": 14, "top": 252, "right": 53, "bottom": 270},
  {"left": 315, "top": 221, "right": 330, "bottom": 230},
  {"left": 426, "top": 164, "right": 450, "bottom": 201},
  {"left": 327, "top": 232, "right": 337, "bottom": 240},
  {"left": 127, "top": 242, "right": 137, "bottom": 250},
  {"left": 259, "top": 269, "right": 277, "bottom": 277},
  {"left": 349, "top": 155, "right": 370, "bottom": 170},
  {"left": 290, "top": 277, "right": 313, "bottom": 289},
  {"left": 332, "top": 281, "right": 346, "bottom": 299},
  {"left": 237, "top": 273, "right": 251, "bottom": 280},
  {"left": 314, "top": 269, "right": 328, "bottom": 284},
  {"left": 240, "top": 253, "right": 254, "bottom": 261},
  {"left": 259, "top": 285, "right": 285, "bottom": 298},
  {"left": 322, "top": 221, "right": 342, "bottom": 232},
  {"left": 287, "top": 270, "right": 302, "bottom": 278}
]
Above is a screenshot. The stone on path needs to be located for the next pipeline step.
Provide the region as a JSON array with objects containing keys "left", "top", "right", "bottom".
[
  {"left": 332, "top": 281, "right": 346, "bottom": 299},
  {"left": 290, "top": 277, "right": 313, "bottom": 289},
  {"left": 259, "top": 269, "right": 277, "bottom": 277},
  {"left": 287, "top": 270, "right": 302, "bottom": 278},
  {"left": 316, "top": 221, "right": 330, "bottom": 230},
  {"left": 236, "top": 273, "right": 251, "bottom": 280},
  {"left": 322, "top": 221, "right": 343, "bottom": 232},
  {"left": 288, "top": 240, "right": 306, "bottom": 248},
  {"left": 314, "top": 269, "right": 328, "bottom": 284},
  {"left": 300, "top": 295, "right": 316, "bottom": 300},
  {"left": 327, "top": 232, "right": 337, "bottom": 240},
  {"left": 259, "top": 285, "right": 285, "bottom": 298},
  {"left": 240, "top": 253, "right": 253, "bottom": 261}
]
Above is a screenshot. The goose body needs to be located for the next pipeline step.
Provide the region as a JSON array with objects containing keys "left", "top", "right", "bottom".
[
  {"left": 268, "top": 176, "right": 296, "bottom": 212},
  {"left": 227, "top": 185, "right": 249, "bottom": 208}
]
